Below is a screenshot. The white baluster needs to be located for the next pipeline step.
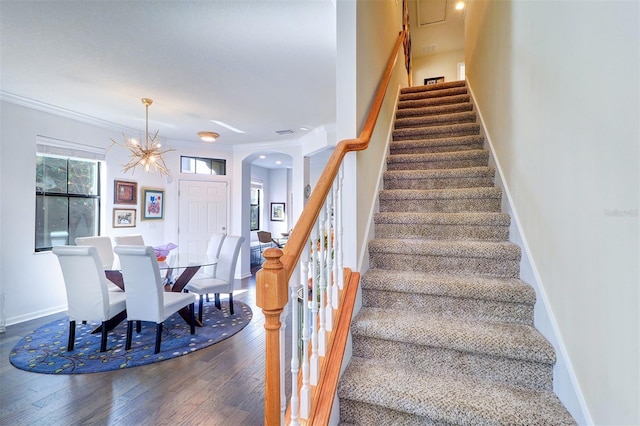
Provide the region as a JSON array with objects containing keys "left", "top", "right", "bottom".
[
  {"left": 309, "top": 223, "right": 319, "bottom": 385},
  {"left": 332, "top": 176, "right": 340, "bottom": 309},
  {"left": 280, "top": 291, "right": 288, "bottom": 424},
  {"left": 324, "top": 188, "right": 334, "bottom": 331},
  {"left": 289, "top": 265, "right": 300, "bottom": 425},
  {"left": 299, "top": 251, "right": 311, "bottom": 420},
  {"left": 337, "top": 163, "right": 344, "bottom": 290},
  {"left": 318, "top": 206, "right": 327, "bottom": 356}
]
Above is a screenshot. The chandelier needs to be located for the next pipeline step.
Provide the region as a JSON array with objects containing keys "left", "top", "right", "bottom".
[{"left": 111, "top": 98, "right": 174, "bottom": 177}]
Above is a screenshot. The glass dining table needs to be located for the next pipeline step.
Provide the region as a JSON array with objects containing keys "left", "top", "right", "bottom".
[{"left": 102, "top": 253, "right": 218, "bottom": 331}]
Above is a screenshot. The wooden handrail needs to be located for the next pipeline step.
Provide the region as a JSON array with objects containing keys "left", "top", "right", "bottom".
[
  {"left": 277, "top": 30, "right": 407, "bottom": 277},
  {"left": 257, "top": 30, "right": 408, "bottom": 426}
]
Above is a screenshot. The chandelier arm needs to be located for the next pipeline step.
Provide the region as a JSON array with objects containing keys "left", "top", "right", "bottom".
[{"left": 111, "top": 98, "right": 174, "bottom": 176}]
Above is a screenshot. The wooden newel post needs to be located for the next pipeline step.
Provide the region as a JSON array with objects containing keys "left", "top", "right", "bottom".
[{"left": 256, "top": 247, "right": 289, "bottom": 426}]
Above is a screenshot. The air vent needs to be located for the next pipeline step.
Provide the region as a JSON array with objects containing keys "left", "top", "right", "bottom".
[
  {"left": 421, "top": 45, "right": 438, "bottom": 55},
  {"left": 275, "top": 129, "right": 294, "bottom": 135}
]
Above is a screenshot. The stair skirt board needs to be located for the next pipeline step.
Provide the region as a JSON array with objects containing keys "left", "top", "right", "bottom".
[{"left": 337, "top": 80, "right": 576, "bottom": 425}]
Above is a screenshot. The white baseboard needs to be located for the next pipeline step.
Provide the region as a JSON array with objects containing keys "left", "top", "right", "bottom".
[
  {"left": 466, "top": 81, "right": 593, "bottom": 425},
  {"left": 7, "top": 305, "right": 67, "bottom": 327}
]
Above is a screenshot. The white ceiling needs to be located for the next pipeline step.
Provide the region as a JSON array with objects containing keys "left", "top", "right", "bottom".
[
  {"left": 410, "top": 0, "right": 465, "bottom": 57},
  {"left": 1, "top": 1, "right": 463, "bottom": 170},
  {"left": 0, "top": 0, "right": 337, "bottom": 161}
]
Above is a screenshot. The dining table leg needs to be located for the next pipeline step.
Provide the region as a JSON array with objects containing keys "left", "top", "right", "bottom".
[
  {"left": 103, "top": 267, "right": 204, "bottom": 329},
  {"left": 90, "top": 270, "right": 127, "bottom": 334},
  {"left": 166, "top": 265, "right": 203, "bottom": 327}
]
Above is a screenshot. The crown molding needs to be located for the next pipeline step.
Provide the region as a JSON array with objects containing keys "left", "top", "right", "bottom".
[{"left": 0, "top": 91, "right": 135, "bottom": 134}]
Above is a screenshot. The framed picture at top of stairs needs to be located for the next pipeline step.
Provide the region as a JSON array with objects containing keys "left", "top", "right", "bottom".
[{"left": 425, "top": 76, "right": 444, "bottom": 85}]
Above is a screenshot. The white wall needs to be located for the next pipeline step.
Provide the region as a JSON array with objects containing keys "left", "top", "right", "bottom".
[
  {"left": 412, "top": 49, "right": 464, "bottom": 84},
  {"left": 1, "top": 101, "right": 239, "bottom": 324},
  {"left": 0, "top": 101, "right": 160, "bottom": 324},
  {"left": 355, "top": 0, "right": 408, "bottom": 268},
  {"left": 465, "top": 1, "right": 639, "bottom": 425}
]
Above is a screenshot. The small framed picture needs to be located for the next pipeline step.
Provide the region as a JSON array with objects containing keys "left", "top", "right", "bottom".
[
  {"left": 424, "top": 76, "right": 445, "bottom": 85},
  {"left": 114, "top": 180, "right": 137, "bottom": 205},
  {"left": 113, "top": 208, "right": 136, "bottom": 228},
  {"left": 141, "top": 188, "right": 164, "bottom": 220},
  {"left": 270, "top": 202, "right": 285, "bottom": 221}
]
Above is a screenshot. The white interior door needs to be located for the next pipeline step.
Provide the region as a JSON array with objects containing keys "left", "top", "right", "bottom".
[{"left": 178, "top": 180, "right": 228, "bottom": 265}]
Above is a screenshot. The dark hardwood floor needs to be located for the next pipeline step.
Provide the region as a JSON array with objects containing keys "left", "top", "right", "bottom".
[{"left": 0, "top": 268, "right": 292, "bottom": 426}]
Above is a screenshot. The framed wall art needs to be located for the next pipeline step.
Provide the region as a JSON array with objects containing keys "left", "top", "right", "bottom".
[
  {"left": 270, "top": 202, "right": 285, "bottom": 221},
  {"left": 141, "top": 188, "right": 164, "bottom": 220},
  {"left": 113, "top": 208, "right": 136, "bottom": 228},
  {"left": 424, "top": 76, "right": 445, "bottom": 85},
  {"left": 114, "top": 180, "right": 137, "bottom": 205}
]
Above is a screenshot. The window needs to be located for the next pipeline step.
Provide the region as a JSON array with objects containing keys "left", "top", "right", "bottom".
[
  {"left": 250, "top": 183, "right": 262, "bottom": 231},
  {"left": 181, "top": 156, "right": 226, "bottom": 175},
  {"left": 35, "top": 139, "right": 104, "bottom": 252}
]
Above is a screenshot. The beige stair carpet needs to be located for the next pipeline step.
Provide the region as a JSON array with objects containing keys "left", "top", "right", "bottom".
[{"left": 337, "top": 80, "right": 576, "bottom": 425}]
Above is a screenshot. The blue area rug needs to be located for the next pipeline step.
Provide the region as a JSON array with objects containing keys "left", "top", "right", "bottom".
[{"left": 9, "top": 300, "right": 252, "bottom": 374}]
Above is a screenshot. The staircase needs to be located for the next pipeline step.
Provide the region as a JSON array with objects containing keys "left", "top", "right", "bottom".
[{"left": 337, "top": 81, "right": 576, "bottom": 425}]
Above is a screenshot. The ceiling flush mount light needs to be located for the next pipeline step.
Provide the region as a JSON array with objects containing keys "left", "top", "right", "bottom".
[
  {"left": 197, "top": 131, "right": 220, "bottom": 142},
  {"left": 455, "top": 1, "right": 465, "bottom": 10},
  {"left": 111, "top": 98, "right": 174, "bottom": 177},
  {"left": 197, "top": 131, "right": 219, "bottom": 142}
]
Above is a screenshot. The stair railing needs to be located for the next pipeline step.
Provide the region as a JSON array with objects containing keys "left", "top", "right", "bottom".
[{"left": 256, "top": 30, "right": 408, "bottom": 426}]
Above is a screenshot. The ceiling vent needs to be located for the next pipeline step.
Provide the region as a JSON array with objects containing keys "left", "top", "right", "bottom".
[{"left": 275, "top": 129, "right": 294, "bottom": 135}]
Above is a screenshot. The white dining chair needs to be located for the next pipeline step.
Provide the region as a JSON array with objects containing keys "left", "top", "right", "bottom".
[
  {"left": 75, "top": 236, "right": 115, "bottom": 269},
  {"left": 185, "top": 235, "right": 244, "bottom": 319},
  {"left": 74, "top": 235, "right": 125, "bottom": 293},
  {"left": 114, "top": 245, "right": 197, "bottom": 354},
  {"left": 52, "top": 245, "right": 127, "bottom": 352},
  {"left": 114, "top": 234, "right": 145, "bottom": 246},
  {"left": 197, "top": 232, "right": 226, "bottom": 278}
]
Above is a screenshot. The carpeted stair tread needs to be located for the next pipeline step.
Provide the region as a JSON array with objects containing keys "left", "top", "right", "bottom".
[
  {"left": 395, "top": 102, "right": 473, "bottom": 120},
  {"left": 399, "top": 85, "right": 468, "bottom": 101},
  {"left": 398, "top": 94, "right": 471, "bottom": 111},
  {"left": 400, "top": 80, "right": 466, "bottom": 95},
  {"left": 374, "top": 211, "right": 510, "bottom": 227},
  {"left": 379, "top": 187, "right": 502, "bottom": 202},
  {"left": 379, "top": 187, "right": 503, "bottom": 214},
  {"left": 368, "top": 239, "right": 521, "bottom": 261},
  {"left": 396, "top": 102, "right": 474, "bottom": 121},
  {"left": 368, "top": 239, "right": 521, "bottom": 277},
  {"left": 394, "top": 111, "right": 476, "bottom": 129},
  {"left": 361, "top": 269, "right": 535, "bottom": 305},
  {"left": 351, "top": 307, "right": 555, "bottom": 364},
  {"left": 338, "top": 357, "right": 575, "bottom": 425},
  {"left": 383, "top": 167, "right": 495, "bottom": 190},
  {"left": 372, "top": 212, "right": 510, "bottom": 241},
  {"left": 384, "top": 166, "right": 494, "bottom": 182},
  {"left": 360, "top": 271, "right": 535, "bottom": 325},
  {"left": 373, "top": 224, "right": 508, "bottom": 241},
  {"left": 390, "top": 134, "right": 484, "bottom": 154},
  {"left": 387, "top": 149, "right": 488, "bottom": 167},
  {"left": 393, "top": 122, "right": 480, "bottom": 141}
]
